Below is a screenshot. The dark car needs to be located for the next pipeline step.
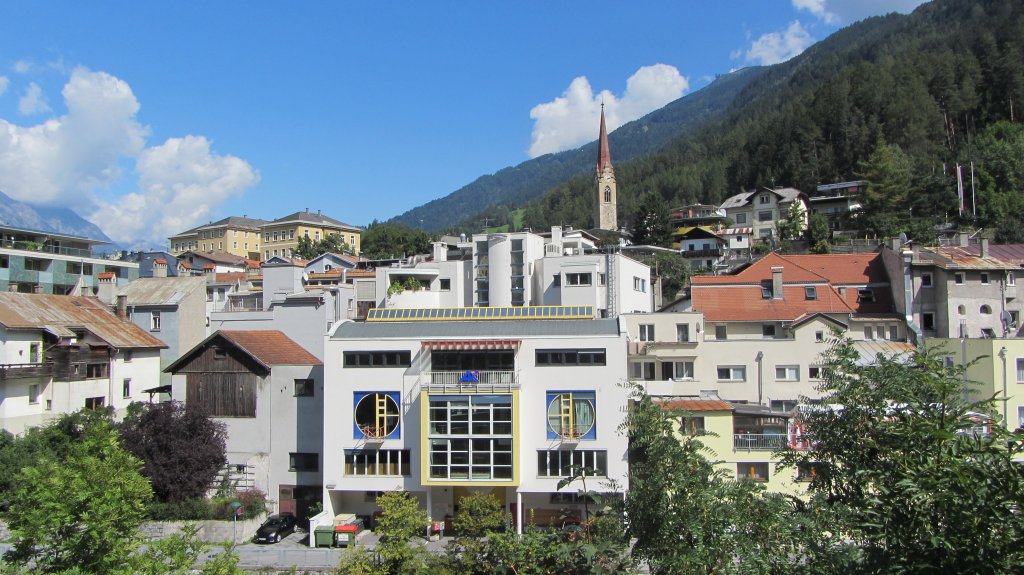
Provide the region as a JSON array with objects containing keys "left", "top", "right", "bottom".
[{"left": 252, "top": 513, "right": 296, "bottom": 544}]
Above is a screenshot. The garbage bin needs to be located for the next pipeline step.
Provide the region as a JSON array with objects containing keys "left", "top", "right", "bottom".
[
  {"left": 314, "top": 526, "right": 335, "bottom": 548},
  {"left": 334, "top": 524, "right": 358, "bottom": 547}
]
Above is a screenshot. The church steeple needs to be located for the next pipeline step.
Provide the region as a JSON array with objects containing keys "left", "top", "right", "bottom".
[{"left": 594, "top": 105, "right": 618, "bottom": 231}]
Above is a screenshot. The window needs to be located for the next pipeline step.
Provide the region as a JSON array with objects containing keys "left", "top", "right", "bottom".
[
  {"left": 889, "top": 325, "right": 899, "bottom": 341},
  {"left": 294, "top": 379, "right": 314, "bottom": 397},
  {"left": 672, "top": 361, "right": 695, "bottom": 379},
  {"left": 676, "top": 324, "right": 690, "bottom": 343},
  {"left": 758, "top": 210, "right": 773, "bottom": 222},
  {"left": 353, "top": 392, "right": 401, "bottom": 439},
  {"left": 289, "top": 229, "right": 295, "bottom": 240},
  {"left": 761, "top": 282, "right": 772, "bottom": 299},
  {"left": 272, "top": 232, "right": 279, "bottom": 241},
  {"left": 857, "top": 289, "right": 875, "bottom": 303},
  {"left": 546, "top": 392, "right": 597, "bottom": 440},
  {"left": 715, "top": 325, "right": 727, "bottom": 340},
  {"left": 922, "top": 313, "right": 935, "bottom": 331},
  {"left": 429, "top": 396, "right": 513, "bottom": 480},
  {"left": 775, "top": 366, "right": 799, "bottom": 381},
  {"left": 123, "top": 350, "right": 132, "bottom": 363},
  {"left": 921, "top": 272, "right": 933, "bottom": 287},
  {"left": 29, "top": 343, "right": 40, "bottom": 363},
  {"left": 809, "top": 366, "right": 822, "bottom": 379},
  {"left": 771, "top": 399, "right": 798, "bottom": 412},
  {"left": 955, "top": 272, "right": 965, "bottom": 285},
  {"left": 982, "top": 328, "right": 996, "bottom": 338},
  {"left": 629, "top": 361, "right": 656, "bottom": 380},
  {"left": 958, "top": 305, "right": 966, "bottom": 315},
  {"left": 735, "top": 213, "right": 747, "bottom": 224},
  {"left": 639, "top": 324, "right": 655, "bottom": 342},
  {"left": 213, "top": 347, "right": 227, "bottom": 359},
  {"left": 565, "top": 273, "right": 592, "bottom": 286},
  {"left": 536, "top": 349, "right": 606, "bottom": 366},
  {"left": 633, "top": 276, "right": 646, "bottom": 292},
  {"left": 762, "top": 324, "right": 776, "bottom": 337},
  {"left": 537, "top": 450, "right": 607, "bottom": 477},
  {"left": 737, "top": 462, "right": 769, "bottom": 482},
  {"left": 345, "top": 449, "right": 411, "bottom": 476},
  {"left": 796, "top": 462, "right": 821, "bottom": 482},
  {"left": 122, "top": 378, "right": 131, "bottom": 398},
  {"left": 289, "top": 453, "right": 319, "bottom": 472},
  {"left": 84, "top": 396, "right": 106, "bottom": 410},
  {"left": 28, "top": 384, "right": 39, "bottom": 404},
  {"left": 24, "top": 258, "right": 49, "bottom": 272},
  {"left": 1019, "top": 407, "right": 1024, "bottom": 430},
  {"left": 980, "top": 304, "right": 993, "bottom": 315},
  {"left": 981, "top": 272, "right": 990, "bottom": 285},
  {"left": 552, "top": 274, "right": 561, "bottom": 287},
  {"left": 864, "top": 326, "right": 874, "bottom": 339},
  {"left": 150, "top": 311, "right": 161, "bottom": 331},
  {"left": 344, "top": 351, "right": 412, "bottom": 368},
  {"left": 680, "top": 416, "right": 705, "bottom": 435},
  {"left": 598, "top": 273, "right": 606, "bottom": 285},
  {"left": 815, "top": 331, "right": 824, "bottom": 342},
  {"left": 805, "top": 286, "right": 817, "bottom": 300},
  {"left": 717, "top": 366, "right": 746, "bottom": 382},
  {"left": 439, "top": 278, "right": 451, "bottom": 291},
  {"left": 1009, "top": 272, "right": 1016, "bottom": 286},
  {"left": 86, "top": 363, "right": 108, "bottom": 379}
]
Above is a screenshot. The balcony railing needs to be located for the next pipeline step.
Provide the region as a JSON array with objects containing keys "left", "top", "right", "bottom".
[
  {"left": 0, "top": 363, "right": 52, "bottom": 380},
  {"left": 424, "top": 370, "right": 520, "bottom": 393},
  {"left": 733, "top": 433, "right": 787, "bottom": 451},
  {"left": 681, "top": 248, "right": 722, "bottom": 258},
  {"left": 2, "top": 240, "right": 98, "bottom": 259}
]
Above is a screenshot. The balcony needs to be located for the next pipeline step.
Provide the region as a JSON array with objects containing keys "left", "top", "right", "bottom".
[
  {"left": 0, "top": 363, "right": 53, "bottom": 380},
  {"left": 680, "top": 248, "right": 722, "bottom": 258},
  {"left": 2, "top": 240, "right": 98, "bottom": 259},
  {"left": 424, "top": 370, "right": 520, "bottom": 393},
  {"left": 733, "top": 433, "right": 787, "bottom": 451}
]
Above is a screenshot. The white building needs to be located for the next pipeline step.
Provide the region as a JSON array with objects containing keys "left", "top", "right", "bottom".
[
  {"left": 0, "top": 292, "right": 166, "bottom": 434},
  {"left": 320, "top": 307, "right": 630, "bottom": 533},
  {"left": 720, "top": 187, "right": 808, "bottom": 241}
]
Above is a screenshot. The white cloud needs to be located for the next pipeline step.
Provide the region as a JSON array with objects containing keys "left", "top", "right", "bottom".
[
  {"left": 792, "top": 0, "right": 926, "bottom": 24},
  {"left": 0, "top": 76, "right": 8, "bottom": 96},
  {"left": 745, "top": 21, "right": 814, "bottom": 65},
  {"left": 18, "top": 82, "right": 51, "bottom": 115},
  {"left": 13, "top": 60, "right": 32, "bottom": 74},
  {"left": 528, "top": 64, "right": 688, "bottom": 158},
  {"left": 0, "top": 67, "right": 258, "bottom": 249},
  {"left": 93, "top": 136, "right": 259, "bottom": 247}
]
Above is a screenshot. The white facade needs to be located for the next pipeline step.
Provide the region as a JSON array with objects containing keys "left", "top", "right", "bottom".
[{"left": 321, "top": 316, "right": 629, "bottom": 532}]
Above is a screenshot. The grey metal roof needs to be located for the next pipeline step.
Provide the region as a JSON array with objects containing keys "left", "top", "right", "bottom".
[
  {"left": 268, "top": 210, "right": 362, "bottom": 231},
  {"left": 118, "top": 276, "right": 207, "bottom": 305},
  {"left": 332, "top": 318, "right": 621, "bottom": 340}
]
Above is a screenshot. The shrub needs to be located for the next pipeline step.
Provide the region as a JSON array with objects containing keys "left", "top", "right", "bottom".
[
  {"left": 210, "top": 488, "right": 267, "bottom": 520},
  {"left": 146, "top": 498, "right": 212, "bottom": 521}
]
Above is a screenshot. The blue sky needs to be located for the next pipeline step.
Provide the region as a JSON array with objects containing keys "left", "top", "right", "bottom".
[{"left": 0, "top": 0, "right": 925, "bottom": 248}]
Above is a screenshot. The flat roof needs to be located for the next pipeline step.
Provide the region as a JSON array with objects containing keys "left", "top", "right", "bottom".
[{"left": 333, "top": 318, "right": 620, "bottom": 339}]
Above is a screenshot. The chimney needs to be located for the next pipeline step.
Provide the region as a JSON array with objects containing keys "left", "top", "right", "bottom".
[
  {"left": 317, "top": 209, "right": 321, "bottom": 216},
  {"left": 959, "top": 231, "right": 971, "bottom": 247},
  {"left": 96, "top": 273, "right": 117, "bottom": 304},
  {"left": 432, "top": 241, "right": 448, "bottom": 262},
  {"left": 771, "top": 266, "right": 784, "bottom": 300},
  {"left": 551, "top": 225, "right": 562, "bottom": 247},
  {"left": 981, "top": 238, "right": 989, "bottom": 259},
  {"left": 116, "top": 294, "right": 127, "bottom": 320},
  {"left": 32, "top": 284, "right": 43, "bottom": 294},
  {"left": 152, "top": 259, "right": 168, "bottom": 278},
  {"left": 8, "top": 283, "right": 18, "bottom": 292},
  {"left": 305, "top": 207, "right": 310, "bottom": 213}
]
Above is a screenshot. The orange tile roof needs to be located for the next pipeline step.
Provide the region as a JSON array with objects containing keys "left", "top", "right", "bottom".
[
  {"left": 153, "top": 258, "right": 167, "bottom": 264},
  {"left": 658, "top": 399, "right": 733, "bottom": 412},
  {"left": 97, "top": 272, "right": 116, "bottom": 279},
  {"left": 218, "top": 330, "right": 322, "bottom": 366},
  {"left": 214, "top": 272, "right": 247, "bottom": 283},
  {"left": 0, "top": 293, "right": 166, "bottom": 349}
]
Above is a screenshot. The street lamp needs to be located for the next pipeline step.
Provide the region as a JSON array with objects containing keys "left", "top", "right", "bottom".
[{"left": 755, "top": 351, "right": 764, "bottom": 406}]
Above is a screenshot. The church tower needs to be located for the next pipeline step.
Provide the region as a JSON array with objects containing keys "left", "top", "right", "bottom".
[{"left": 594, "top": 105, "right": 618, "bottom": 231}]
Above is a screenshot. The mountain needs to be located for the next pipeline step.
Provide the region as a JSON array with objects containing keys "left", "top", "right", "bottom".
[
  {"left": 0, "top": 190, "right": 113, "bottom": 242},
  {"left": 505, "top": 0, "right": 1024, "bottom": 241},
  {"left": 389, "top": 66, "right": 767, "bottom": 232}
]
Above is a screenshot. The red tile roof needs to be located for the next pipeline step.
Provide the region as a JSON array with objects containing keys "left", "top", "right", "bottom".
[
  {"left": 691, "top": 252, "right": 892, "bottom": 321},
  {"left": 218, "top": 330, "right": 322, "bottom": 366},
  {"left": 153, "top": 258, "right": 167, "bottom": 264},
  {"left": 658, "top": 399, "right": 733, "bottom": 412},
  {"left": 214, "top": 272, "right": 247, "bottom": 283},
  {"left": 97, "top": 272, "right": 116, "bottom": 279}
]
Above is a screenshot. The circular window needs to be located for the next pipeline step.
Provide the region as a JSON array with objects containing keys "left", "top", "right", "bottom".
[
  {"left": 546, "top": 394, "right": 596, "bottom": 439},
  {"left": 958, "top": 305, "right": 966, "bottom": 315},
  {"left": 354, "top": 393, "right": 400, "bottom": 439},
  {"left": 980, "top": 305, "right": 993, "bottom": 315}
]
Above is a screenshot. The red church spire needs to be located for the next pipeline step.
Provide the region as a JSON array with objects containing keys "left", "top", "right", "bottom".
[{"left": 596, "top": 104, "right": 612, "bottom": 172}]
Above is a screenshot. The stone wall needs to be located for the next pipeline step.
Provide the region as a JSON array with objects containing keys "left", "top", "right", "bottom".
[{"left": 139, "top": 514, "right": 267, "bottom": 544}]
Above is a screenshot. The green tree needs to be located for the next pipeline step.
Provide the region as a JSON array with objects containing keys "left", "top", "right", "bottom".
[
  {"left": 780, "top": 339, "right": 1024, "bottom": 573},
  {"left": 775, "top": 201, "right": 807, "bottom": 246},
  {"left": 807, "top": 213, "right": 832, "bottom": 253},
  {"left": 2, "top": 418, "right": 153, "bottom": 574},
  {"left": 855, "top": 137, "right": 914, "bottom": 238},
  {"left": 360, "top": 223, "right": 432, "bottom": 260},
  {"left": 630, "top": 191, "right": 671, "bottom": 247},
  {"left": 374, "top": 491, "right": 428, "bottom": 574},
  {"left": 294, "top": 233, "right": 352, "bottom": 260}
]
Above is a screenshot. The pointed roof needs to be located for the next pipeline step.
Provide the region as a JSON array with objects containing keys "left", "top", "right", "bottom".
[
  {"left": 164, "top": 329, "right": 321, "bottom": 374},
  {"left": 596, "top": 105, "right": 612, "bottom": 172}
]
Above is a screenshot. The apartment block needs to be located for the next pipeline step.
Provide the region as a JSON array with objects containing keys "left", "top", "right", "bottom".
[
  {"left": 261, "top": 209, "right": 363, "bottom": 260},
  {"left": 168, "top": 216, "right": 266, "bottom": 259}
]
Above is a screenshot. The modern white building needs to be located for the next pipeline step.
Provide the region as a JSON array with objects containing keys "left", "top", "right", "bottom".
[{"left": 320, "top": 307, "right": 630, "bottom": 533}]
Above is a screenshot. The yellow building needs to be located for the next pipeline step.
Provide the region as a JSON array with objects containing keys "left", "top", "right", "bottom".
[
  {"left": 261, "top": 209, "right": 363, "bottom": 260},
  {"left": 659, "top": 399, "right": 810, "bottom": 496},
  {"left": 168, "top": 216, "right": 266, "bottom": 260},
  {"left": 928, "top": 337, "right": 1024, "bottom": 432}
]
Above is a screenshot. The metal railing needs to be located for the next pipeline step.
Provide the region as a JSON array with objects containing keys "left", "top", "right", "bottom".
[
  {"left": 2, "top": 240, "right": 97, "bottom": 259},
  {"left": 424, "top": 370, "right": 519, "bottom": 392},
  {"left": 681, "top": 248, "right": 722, "bottom": 258},
  {"left": 733, "top": 433, "right": 787, "bottom": 451}
]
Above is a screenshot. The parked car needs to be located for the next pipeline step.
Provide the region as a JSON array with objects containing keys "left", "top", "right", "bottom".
[{"left": 252, "top": 513, "right": 296, "bottom": 544}]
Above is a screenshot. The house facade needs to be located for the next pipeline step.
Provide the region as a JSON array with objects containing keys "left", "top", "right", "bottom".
[
  {"left": 168, "top": 216, "right": 267, "bottom": 260},
  {"left": 261, "top": 209, "right": 363, "bottom": 260},
  {"left": 720, "top": 187, "right": 809, "bottom": 241},
  {"left": 320, "top": 310, "right": 629, "bottom": 533}
]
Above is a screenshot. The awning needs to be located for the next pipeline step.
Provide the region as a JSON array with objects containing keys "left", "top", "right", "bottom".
[{"left": 421, "top": 340, "right": 521, "bottom": 351}]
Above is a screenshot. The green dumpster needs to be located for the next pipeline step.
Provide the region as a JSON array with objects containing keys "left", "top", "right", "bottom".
[{"left": 314, "top": 526, "right": 335, "bottom": 548}]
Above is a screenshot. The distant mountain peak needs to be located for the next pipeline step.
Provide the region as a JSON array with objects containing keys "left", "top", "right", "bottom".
[{"left": 0, "top": 190, "right": 112, "bottom": 242}]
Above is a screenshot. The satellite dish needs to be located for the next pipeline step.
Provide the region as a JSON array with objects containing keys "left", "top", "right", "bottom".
[
  {"left": 1000, "top": 310, "right": 1013, "bottom": 329},
  {"left": 301, "top": 273, "right": 309, "bottom": 284},
  {"left": 899, "top": 232, "right": 908, "bottom": 244}
]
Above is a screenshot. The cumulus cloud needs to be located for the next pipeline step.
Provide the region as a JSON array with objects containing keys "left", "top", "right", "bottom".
[
  {"left": 92, "top": 136, "right": 259, "bottom": 247},
  {"left": 792, "top": 0, "right": 926, "bottom": 24},
  {"left": 528, "top": 64, "right": 688, "bottom": 158},
  {"left": 0, "top": 67, "right": 258, "bottom": 249},
  {"left": 18, "top": 82, "right": 51, "bottom": 115},
  {"left": 744, "top": 20, "right": 814, "bottom": 65}
]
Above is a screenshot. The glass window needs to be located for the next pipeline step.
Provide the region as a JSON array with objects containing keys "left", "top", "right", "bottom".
[
  {"left": 815, "top": 331, "right": 824, "bottom": 342},
  {"left": 680, "top": 416, "right": 705, "bottom": 435},
  {"left": 353, "top": 392, "right": 401, "bottom": 439},
  {"left": 889, "top": 325, "right": 898, "bottom": 340},
  {"left": 775, "top": 366, "right": 799, "bottom": 381},
  {"left": 921, "top": 273, "right": 933, "bottom": 287},
  {"left": 762, "top": 324, "right": 776, "bottom": 337},
  {"left": 28, "top": 384, "right": 39, "bottom": 404},
  {"left": 717, "top": 366, "right": 746, "bottom": 381},
  {"left": 629, "top": 361, "right": 656, "bottom": 380},
  {"left": 981, "top": 273, "right": 990, "bottom": 285},
  {"left": 809, "top": 366, "right": 822, "bottom": 379},
  {"left": 805, "top": 286, "right": 817, "bottom": 300},
  {"left": 857, "top": 289, "right": 875, "bottom": 303},
  {"left": 566, "top": 273, "right": 592, "bottom": 286},
  {"left": 864, "top": 326, "right": 874, "bottom": 339},
  {"left": 758, "top": 210, "right": 773, "bottom": 222},
  {"left": 796, "top": 462, "right": 820, "bottom": 482},
  {"left": 440, "top": 278, "right": 451, "bottom": 291},
  {"left": 737, "top": 462, "right": 769, "bottom": 482},
  {"left": 673, "top": 361, "right": 695, "bottom": 379},
  {"left": 715, "top": 325, "right": 727, "bottom": 340},
  {"left": 344, "top": 351, "right": 412, "bottom": 368},
  {"left": 122, "top": 378, "right": 131, "bottom": 398},
  {"left": 294, "top": 379, "right": 314, "bottom": 397},
  {"left": 1016, "top": 358, "right": 1024, "bottom": 383},
  {"left": 345, "top": 450, "right": 411, "bottom": 476},
  {"left": 955, "top": 272, "right": 965, "bottom": 284},
  {"left": 922, "top": 313, "right": 935, "bottom": 331},
  {"left": 735, "top": 213, "right": 747, "bottom": 224},
  {"left": 546, "top": 392, "right": 597, "bottom": 440},
  {"left": 536, "top": 349, "right": 606, "bottom": 366},
  {"left": 639, "top": 324, "right": 655, "bottom": 342},
  {"left": 537, "top": 450, "right": 607, "bottom": 477},
  {"left": 289, "top": 453, "right": 319, "bottom": 472},
  {"left": 676, "top": 324, "right": 690, "bottom": 342}
]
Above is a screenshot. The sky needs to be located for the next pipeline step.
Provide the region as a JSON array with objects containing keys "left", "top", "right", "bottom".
[{"left": 0, "top": 0, "right": 927, "bottom": 249}]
